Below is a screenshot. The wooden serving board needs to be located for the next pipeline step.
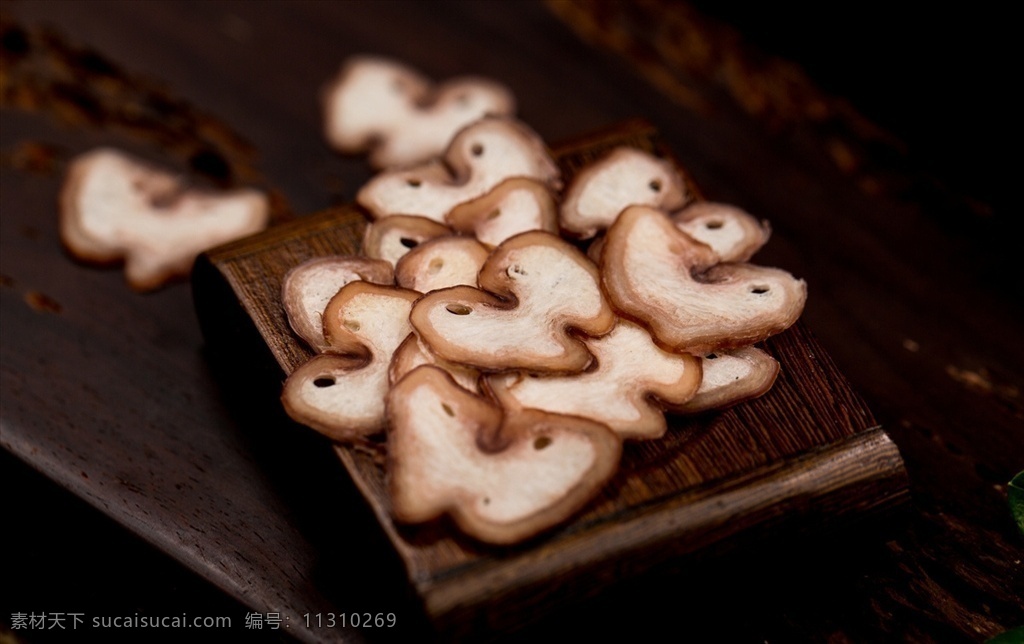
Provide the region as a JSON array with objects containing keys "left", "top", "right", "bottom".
[{"left": 192, "top": 120, "right": 909, "bottom": 638}]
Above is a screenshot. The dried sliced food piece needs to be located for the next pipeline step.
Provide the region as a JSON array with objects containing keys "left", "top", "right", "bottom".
[
  {"left": 411, "top": 231, "right": 616, "bottom": 373},
  {"left": 394, "top": 236, "right": 489, "bottom": 293},
  {"left": 357, "top": 117, "right": 559, "bottom": 223},
  {"left": 281, "top": 282, "right": 419, "bottom": 441},
  {"left": 601, "top": 205, "right": 806, "bottom": 354},
  {"left": 60, "top": 147, "right": 268, "bottom": 291},
  {"left": 281, "top": 256, "right": 395, "bottom": 352},
  {"left": 361, "top": 215, "right": 453, "bottom": 266},
  {"left": 671, "top": 202, "right": 771, "bottom": 263},
  {"left": 486, "top": 319, "right": 702, "bottom": 440},
  {"left": 560, "top": 147, "right": 689, "bottom": 239},
  {"left": 388, "top": 333, "right": 481, "bottom": 394},
  {"left": 323, "top": 56, "right": 515, "bottom": 168},
  {"left": 281, "top": 353, "right": 380, "bottom": 441},
  {"left": 446, "top": 177, "right": 558, "bottom": 248},
  {"left": 387, "top": 365, "right": 621, "bottom": 544},
  {"left": 680, "top": 346, "right": 780, "bottom": 413}
]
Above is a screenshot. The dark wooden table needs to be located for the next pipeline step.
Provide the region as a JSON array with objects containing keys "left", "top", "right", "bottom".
[{"left": 2, "top": 2, "right": 1020, "bottom": 643}]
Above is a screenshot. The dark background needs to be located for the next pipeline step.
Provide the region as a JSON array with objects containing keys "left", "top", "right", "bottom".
[{"left": 693, "top": 1, "right": 1009, "bottom": 212}]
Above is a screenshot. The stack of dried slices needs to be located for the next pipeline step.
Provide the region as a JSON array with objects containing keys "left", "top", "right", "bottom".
[{"left": 286, "top": 57, "right": 806, "bottom": 545}]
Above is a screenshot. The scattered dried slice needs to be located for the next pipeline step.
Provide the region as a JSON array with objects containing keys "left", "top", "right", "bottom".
[
  {"left": 671, "top": 202, "right": 771, "bottom": 263},
  {"left": 362, "top": 215, "right": 453, "bottom": 266},
  {"left": 323, "top": 56, "right": 515, "bottom": 168},
  {"left": 446, "top": 177, "right": 558, "bottom": 247},
  {"left": 281, "top": 282, "right": 419, "bottom": 441},
  {"left": 387, "top": 365, "right": 621, "bottom": 544},
  {"left": 357, "top": 117, "right": 560, "bottom": 223},
  {"left": 486, "top": 319, "right": 702, "bottom": 440},
  {"left": 394, "top": 236, "right": 489, "bottom": 293},
  {"left": 560, "top": 146, "right": 689, "bottom": 239},
  {"left": 680, "top": 346, "right": 780, "bottom": 413},
  {"left": 60, "top": 147, "right": 269, "bottom": 291},
  {"left": 601, "top": 205, "right": 806, "bottom": 354},
  {"left": 411, "top": 231, "right": 615, "bottom": 373},
  {"left": 281, "top": 256, "right": 394, "bottom": 352}
]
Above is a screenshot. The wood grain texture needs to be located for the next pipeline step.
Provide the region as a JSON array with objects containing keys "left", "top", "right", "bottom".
[{"left": 194, "top": 122, "right": 908, "bottom": 637}]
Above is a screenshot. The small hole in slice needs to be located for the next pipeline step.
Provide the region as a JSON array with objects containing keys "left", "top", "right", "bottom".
[
  {"left": 343, "top": 319, "right": 360, "bottom": 332},
  {"left": 313, "top": 376, "right": 335, "bottom": 388},
  {"left": 649, "top": 179, "right": 662, "bottom": 192},
  {"left": 445, "top": 303, "right": 472, "bottom": 315},
  {"left": 428, "top": 258, "right": 444, "bottom": 273},
  {"left": 533, "top": 436, "right": 552, "bottom": 450},
  {"left": 706, "top": 353, "right": 718, "bottom": 360},
  {"left": 399, "top": 237, "right": 419, "bottom": 248},
  {"left": 470, "top": 143, "right": 484, "bottom": 157},
  {"left": 483, "top": 497, "right": 490, "bottom": 505},
  {"left": 441, "top": 402, "right": 455, "bottom": 417},
  {"left": 750, "top": 285, "right": 770, "bottom": 295},
  {"left": 705, "top": 219, "right": 724, "bottom": 230},
  {"left": 406, "top": 178, "right": 422, "bottom": 187},
  {"left": 486, "top": 208, "right": 501, "bottom": 220}
]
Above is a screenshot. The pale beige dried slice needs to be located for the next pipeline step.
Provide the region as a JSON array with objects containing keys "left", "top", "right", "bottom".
[
  {"left": 281, "top": 353, "right": 379, "bottom": 441},
  {"left": 281, "top": 256, "right": 395, "bottom": 352},
  {"left": 586, "top": 201, "right": 769, "bottom": 267},
  {"left": 601, "top": 205, "right": 806, "bottom": 354},
  {"left": 281, "top": 282, "right": 419, "bottom": 441},
  {"left": 560, "top": 147, "right": 689, "bottom": 239},
  {"left": 362, "top": 215, "right": 453, "bottom": 266},
  {"left": 388, "top": 333, "right": 481, "bottom": 394},
  {"left": 357, "top": 117, "right": 560, "bottom": 223},
  {"left": 411, "top": 231, "right": 616, "bottom": 373},
  {"left": 323, "top": 56, "right": 515, "bottom": 168},
  {"left": 680, "top": 346, "right": 780, "bottom": 413},
  {"left": 486, "top": 319, "right": 702, "bottom": 440},
  {"left": 446, "top": 177, "right": 558, "bottom": 248},
  {"left": 60, "top": 147, "right": 269, "bottom": 291},
  {"left": 671, "top": 202, "right": 771, "bottom": 263},
  {"left": 394, "top": 236, "right": 489, "bottom": 293},
  {"left": 387, "top": 365, "right": 621, "bottom": 545}
]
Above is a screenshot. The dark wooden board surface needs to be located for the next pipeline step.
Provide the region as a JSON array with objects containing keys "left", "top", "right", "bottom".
[
  {"left": 2, "top": 1, "right": 1021, "bottom": 643},
  {"left": 192, "top": 122, "right": 907, "bottom": 636}
]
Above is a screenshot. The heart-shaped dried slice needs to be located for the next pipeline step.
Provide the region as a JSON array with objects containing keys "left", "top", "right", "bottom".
[
  {"left": 680, "top": 346, "right": 780, "bottom": 413},
  {"left": 388, "top": 333, "right": 482, "bottom": 394},
  {"left": 362, "top": 215, "right": 453, "bottom": 267},
  {"left": 446, "top": 177, "right": 559, "bottom": 247},
  {"left": 60, "top": 148, "right": 269, "bottom": 291},
  {"left": 387, "top": 366, "right": 621, "bottom": 544},
  {"left": 411, "top": 231, "right": 616, "bottom": 373},
  {"left": 601, "top": 205, "right": 806, "bottom": 354},
  {"left": 357, "top": 117, "right": 559, "bottom": 222},
  {"left": 281, "top": 282, "right": 419, "bottom": 441},
  {"left": 559, "top": 146, "right": 689, "bottom": 239},
  {"left": 394, "top": 236, "right": 489, "bottom": 293},
  {"left": 323, "top": 56, "right": 515, "bottom": 168},
  {"left": 486, "top": 319, "right": 702, "bottom": 440},
  {"left": 671, "top": 202, "right": 771, "bottom": 263},
  {"left": 281, "top": 256, "right": 395, "bottom": 352}
]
